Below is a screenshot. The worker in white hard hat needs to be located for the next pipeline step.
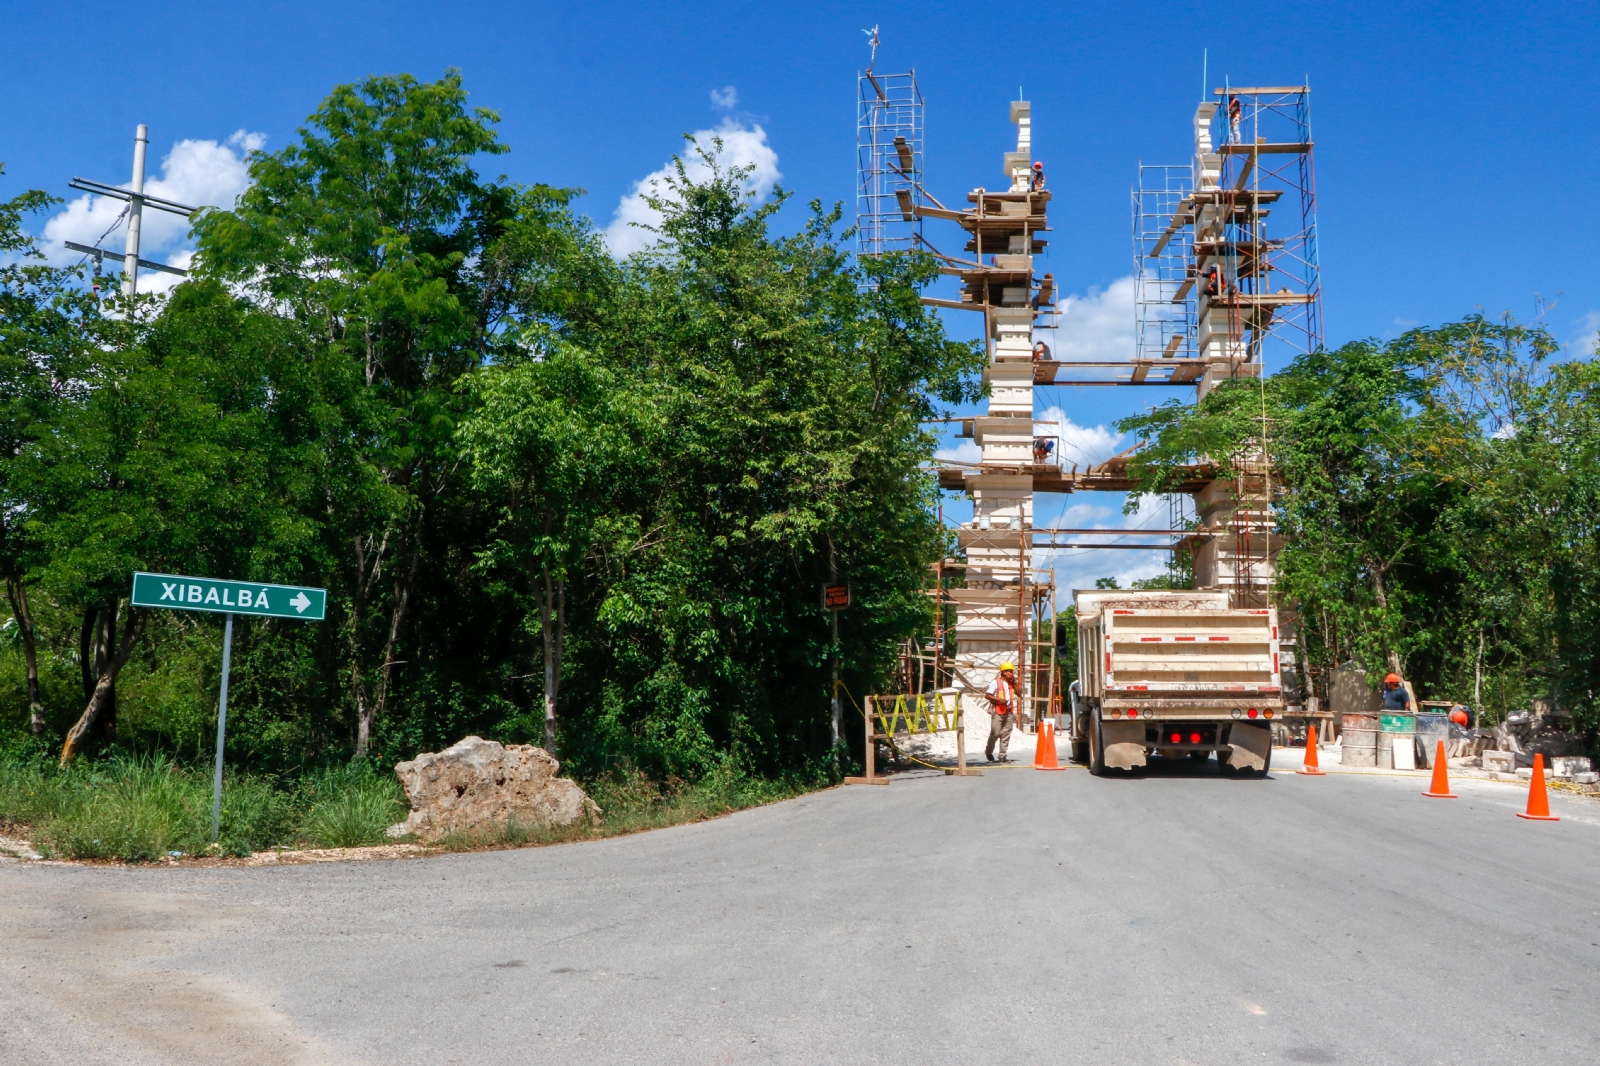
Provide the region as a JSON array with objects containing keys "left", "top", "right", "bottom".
[{"left": 984, "top": 662, "right": 1019, "bottom": 762}]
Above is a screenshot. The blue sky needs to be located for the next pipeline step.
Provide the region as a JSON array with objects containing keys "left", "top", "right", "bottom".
[{"left": 4, "top": 0, "right": 1595, "bottom": 586}]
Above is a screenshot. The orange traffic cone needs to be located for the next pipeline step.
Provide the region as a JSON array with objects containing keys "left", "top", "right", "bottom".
[
  {"left": 1033, "top": 717, "right": 1048, "bottom": 767},
  {"left": 1295, "top": 725, "right": 1325, "bottom": 776},
  {"left": 1036, "top": 719, "right": 1065, "bottom": 771},
  {"left": 1516, "top": 753, "right": 1560, "bottom": 821},
  {"left": 1422, "top": 740, "right": 1456, "bottom": 798}
]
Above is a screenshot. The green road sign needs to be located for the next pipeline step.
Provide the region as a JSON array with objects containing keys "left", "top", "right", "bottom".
[{"left": 131, "top": 571, "right": 327, "bottom": 620}]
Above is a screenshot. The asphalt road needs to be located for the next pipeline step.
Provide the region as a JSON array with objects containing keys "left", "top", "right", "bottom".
[{"left": 4, "top": 756, "right": 1599, "bottom": 1066}]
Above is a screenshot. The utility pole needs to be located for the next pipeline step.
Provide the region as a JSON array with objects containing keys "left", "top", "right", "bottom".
[
  {"left": 65, "top": 125, "right": 196, "bottom": 294},
  {"left": 123, "top": 124, "right": 148, "bottom": 295}
]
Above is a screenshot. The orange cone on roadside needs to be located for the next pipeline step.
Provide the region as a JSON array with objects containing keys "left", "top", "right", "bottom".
[
  {"left": 1295, "top": 725, "right": 1325, "bottom": 776},
  {"left": 1033, "top": 718, "right": 1048, "bottom": 766},
  {"left": 1036, "top": 719, "right": 1065, "bottom": 771},
  {"left": 1422, "top": 740, "right": 1456, "bottom": 798},
  {"left": 1516, "top": 753, "right": 1560, "bottom": 821}
]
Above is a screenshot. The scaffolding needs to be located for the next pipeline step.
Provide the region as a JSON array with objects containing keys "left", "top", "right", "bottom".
[
  {"left": 1137, "top": 87, "right": 1323, "bottom": 375},
  {"left": 856, "top": 69, "right": 924, "bottom": 257},
  {"left": 1133, "top": 164, "right": 1196, "bottom": 361},
  {"left": 1210, "top": 85, "right": 1322, "bottom": 366}
]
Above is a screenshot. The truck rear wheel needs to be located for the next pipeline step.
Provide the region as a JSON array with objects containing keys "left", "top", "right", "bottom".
[{"left": 1088, "top": 713, "right": 1107, "bottom": 776}]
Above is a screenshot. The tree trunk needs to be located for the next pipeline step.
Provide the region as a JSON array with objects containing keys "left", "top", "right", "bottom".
[
  {"left": 5, "top": 578, "right": 44, "bottom": 734},
  {"left": 60, "top": 606, "right": 146, "bottom": 764},
  {"left": 79, "top": 607, "right": 96, "bottom": 703},
  {"left": 348, "top": 532, "right": 378, "bottom": 758},
  {"left": 365, "top": 536, "right": 422, "bottom": 757},
  {"left": 1366, "top": 562, "right": 1406, "bottom": 677},
  {"left": 539, "top": 567, "right": 565, "bottom": 755},
  {"left": 94, "top": 605, "right": 118, "bottom": 740}
]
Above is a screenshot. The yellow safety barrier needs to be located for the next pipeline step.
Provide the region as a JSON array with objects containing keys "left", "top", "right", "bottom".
[{"left": 843, "top": 685, "right": 982, "bottom": 785}]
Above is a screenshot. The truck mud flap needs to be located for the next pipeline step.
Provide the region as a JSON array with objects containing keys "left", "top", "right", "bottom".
[
  {"left": 1227, "top": 722, "right": 1271, "bottom": 771},
  {"left": 1101, "top": 721, "right": 1149, "bottom": 769}
]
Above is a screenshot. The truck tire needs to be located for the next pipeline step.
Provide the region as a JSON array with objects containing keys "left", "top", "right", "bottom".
[
  {"left": 1188, "top": 750, "right": 1210, "bottom": 762},
  {"left": 1088, "top": 713, "right": 1107, "bottom": 776}
]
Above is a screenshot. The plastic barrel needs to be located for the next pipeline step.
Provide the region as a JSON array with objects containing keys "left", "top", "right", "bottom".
[
  {"left": 1343, "top": 728, "right": 1378, "bottom": 768},
  {"left": 1415, "top": 712, "right": 1450, "bottom": 768}
]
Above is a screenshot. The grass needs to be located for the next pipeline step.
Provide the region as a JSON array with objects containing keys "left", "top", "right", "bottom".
[
  {"left": 435, "top": 764, "right": 824, "bottom": 851},
  {"left": 0, "top": 744, "right": 407, "bottom": 860},
  {"left": 0, "top": 742, "right": 827, "bottom": 862}
]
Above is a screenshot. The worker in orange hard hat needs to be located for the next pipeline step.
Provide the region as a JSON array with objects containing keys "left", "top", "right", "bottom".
[
  {"left": 1381, "top": 673, "right": 1410, "bottom": 711},
  {"left": 1030, "top": 160, "right": 1045, "bottom": 192},
  {"left": 984, "top": 662, "right": 1019, "bottom": 762}
]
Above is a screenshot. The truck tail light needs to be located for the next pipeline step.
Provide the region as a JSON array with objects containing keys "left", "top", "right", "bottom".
[
  {"left": 1247, "top": 708, "right": 1259, "bottom": 719},
  {"left": 1127, "top": 708, "right": 1139, "bottom": 718},
  {"left": 1263, "top": 709, "right": 1274, "bottom": 719},
  {"left": 1189, "top": 732, "right": 1202, "bottom": 744},
  {"left": 1170, "top": 732, "right": 1182, "bottom": 744}
]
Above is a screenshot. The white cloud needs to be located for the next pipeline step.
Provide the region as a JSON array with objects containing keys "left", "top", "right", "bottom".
[
  {"left": 1039, "top": 492, "right": 1176, "bottom": 596},
  {"left": 1037, "top": 276, "right": 1136, "bottom": 362},
  {"left": 40, "top": 129, "right": 263, "bottom": 293},
  {"left": 710, "top": 86, "right": 738, "bottom": 110},
  {"left": 1568, "top": 310, "right": 1600, "bottom": 357},
  {"left": 602, "top": 117, "right": 780, "bottom": 258},
  {"left": 1034, "top": 405, "right": 1124, "bottom": 470},
  {"left": 936, "top": 438, "right": 981, "bottom": 465}
]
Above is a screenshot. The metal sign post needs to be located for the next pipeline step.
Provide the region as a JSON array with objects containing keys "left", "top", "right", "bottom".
[{"left": 131, "top": 572, "right": 326, "bottom": 842}]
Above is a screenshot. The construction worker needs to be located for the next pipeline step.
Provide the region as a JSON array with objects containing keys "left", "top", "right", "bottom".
[
  {"left": 1030, "top": 161, "right": 1045, "bottom": 192},
  {"left": 1032, "top": 341, "right": 1051, "bottom": 362},
  {"left": 1381, "top": 673, "right": 1410, "bottom": 711},
  {"left": 1228, "top": 95, "right": 1242, "bottom": 143},
  {"left": 984, "top": 662, "right": 1019, "bottom": 762}
]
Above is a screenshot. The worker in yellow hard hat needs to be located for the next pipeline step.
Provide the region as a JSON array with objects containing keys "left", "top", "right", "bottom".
[{"left": 984, "top": 662, "right": 1019, "bottom": 762}]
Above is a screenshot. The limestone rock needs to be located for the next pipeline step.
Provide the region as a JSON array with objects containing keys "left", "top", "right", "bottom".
[{"left": 389, "top": 737, "right": 600, "bottom": 843}]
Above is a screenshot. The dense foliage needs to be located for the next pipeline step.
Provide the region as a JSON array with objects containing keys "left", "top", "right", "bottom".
[
  {"left": 1120, "top": 317, "right": 1600, "bottom": 743},
  {"left": 0, "top": 73, "right": 979, "bottom": 785}
]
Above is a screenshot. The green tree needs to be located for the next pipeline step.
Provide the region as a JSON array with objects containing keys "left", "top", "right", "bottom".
[
  {"left": 460, "top": 346, "right": 634, "bottom": 754},
  {"left": 0, "top": 172, "right": 99, "bottom": 735},
  {"left": 194, "top": 70, "right": 602, "bottom": 755},
  {"left": 25, "top": 282, "right": 322, "bottom": 760},
  {"left": 552, "top": 151, "right": 982, "bottom": 779}
]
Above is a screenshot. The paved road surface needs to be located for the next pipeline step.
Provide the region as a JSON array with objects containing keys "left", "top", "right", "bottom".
[{"left": 4, "top": 756, "right": 1598, "bottom": 1065}]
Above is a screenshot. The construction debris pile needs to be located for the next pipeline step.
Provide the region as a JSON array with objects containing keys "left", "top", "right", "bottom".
[{"left": 1451, "top": 703, "right": 1596, "bottom": 785}]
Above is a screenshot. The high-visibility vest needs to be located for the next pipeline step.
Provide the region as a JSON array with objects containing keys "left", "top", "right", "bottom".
[{"left": 989, "top": 678, "right": 1016, "bottom": 714}]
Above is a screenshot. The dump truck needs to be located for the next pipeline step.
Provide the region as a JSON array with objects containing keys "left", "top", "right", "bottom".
[{"left": 1068, "top": 589, "right": 1284, "bottom": 776}]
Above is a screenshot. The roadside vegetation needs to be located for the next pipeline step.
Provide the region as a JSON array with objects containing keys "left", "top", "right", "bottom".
[
  {"left": 1122, "top": 316, "right": 1600, "bottom": 743},
  {"left": 0, "top": 69, "right": 973, "bottom": 857}
]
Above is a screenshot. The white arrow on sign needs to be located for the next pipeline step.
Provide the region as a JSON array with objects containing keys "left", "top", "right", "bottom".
[{"left": 290, "top": 592, "right": 312, "bottom": 614}]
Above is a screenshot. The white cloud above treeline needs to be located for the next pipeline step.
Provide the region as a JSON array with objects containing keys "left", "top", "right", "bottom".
[{"left": 602, "top": 104, "right": 780, "bottom": 258}]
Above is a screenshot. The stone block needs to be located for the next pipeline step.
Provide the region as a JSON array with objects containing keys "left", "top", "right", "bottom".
[
  {"left": 389, "top": 736, "right": 600, "bottom": 843},
  {"left": 1482, "top": 750, "right": 1517, "bottom": 773}
]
